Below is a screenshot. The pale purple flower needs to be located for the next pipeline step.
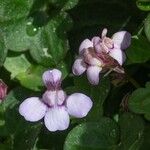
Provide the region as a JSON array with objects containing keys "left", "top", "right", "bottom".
[
  {"left": 73, "top": 46, "right": 103, "bottom": 85},
  {"left": 19, "top": 69, "right": 92, "bottom": 132},
  {"left": 72, "top": 28, "right": 131, "bottom": 85},
  {"left": 92, "top": 28, "right": 131, "bottom": 65}
]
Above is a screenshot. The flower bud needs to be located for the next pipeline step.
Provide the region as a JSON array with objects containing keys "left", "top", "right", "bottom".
[{"left": 0, "top": 80, "right": 7, "bottom": 101}]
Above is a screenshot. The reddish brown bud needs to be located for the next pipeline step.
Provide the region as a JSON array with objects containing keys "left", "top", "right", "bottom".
[{"left": 0, "top": 80, "right": 7, "bottom": 101}]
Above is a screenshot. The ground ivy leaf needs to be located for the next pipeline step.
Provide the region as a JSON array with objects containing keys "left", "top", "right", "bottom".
[
  {"left": 0, "top": 12, "right": 71, "bottom": 66},
  {"left": 117, "top": 113, "right": 145, "bottom": 150},
  {"left": 29, "top": 13, "right": 70, "bottom": 66},
  {"left": 0, "top": 0, "right": 34, "bottom": 22},
  {"left": 126, "top": 36, "right": 150, "bottom": 64},
  {"left": 144, "top": 13, "right": 150, "bottom": 42},
  {"left": 0, "top": 18, "right": 41, "bottom": 52},
  {"left": 16, "top": 65, "right": 47, "bottom": 91},
  {"left": 64, "top": 117, "right": 119, "bottom": 150},
  {"left": 128, "top": 82, "right": 150, "bottom": 121},
  {"left": 4, "top": 53, "right": 31, "bottom": 79}
]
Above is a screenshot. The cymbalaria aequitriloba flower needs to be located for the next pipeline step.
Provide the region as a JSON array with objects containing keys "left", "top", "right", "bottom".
[
  {"left": 72, "top": 28, "right": 131, "bottom": 85},
  {"left": 19, "top": 69, "right": 93, "bottom": 132},
  {"left": 0, "top": 80, "right": 7, "bottom": 101}
]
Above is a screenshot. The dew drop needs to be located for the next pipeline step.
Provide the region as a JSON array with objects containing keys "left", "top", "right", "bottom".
[{"left": 26, "top": 23, "right": 38, "bottom": 36}]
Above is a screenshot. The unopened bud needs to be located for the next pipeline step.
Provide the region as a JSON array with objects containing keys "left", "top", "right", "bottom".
[{"left": 0, "top": 80, "right": 7, "bottom": 101}]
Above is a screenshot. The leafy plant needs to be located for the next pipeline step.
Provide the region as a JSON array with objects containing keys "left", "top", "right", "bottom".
[{"left": 0, "top": 0, "right": 150, "bottom": 149}]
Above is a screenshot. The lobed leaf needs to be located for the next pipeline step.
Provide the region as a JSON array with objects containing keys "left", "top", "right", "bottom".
[
  {"left": 128, "top": 82, "right": 150, "bottom": 121},
  {"left": 126, "top": 36, "right": 150, "bottom": 64},
  {"left": 117, "top": 113, "right": 145, "bottom": 150},
  {"left": 64, "top": 117, "right": 119, "bottom": 150}
]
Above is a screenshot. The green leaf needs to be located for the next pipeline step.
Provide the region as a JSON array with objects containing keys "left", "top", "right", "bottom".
[
  {"left": 16, "top": 65, "right": 46, "bottom": 91},
  {"left": 0, "top": 18, "right": 40, "bottom": 52},
  {"left": 136, "top": 0, "right": 150, "bottom": 11},
  {"left": 144, "top": 13, "right": 150, "bottom": 42},
  {"left": 29, "top": 13, "right": 70, "bottom": 66},
  {"left": 0, "top": 37, "right": 7, "bottom": 66},
  {"left": 64, "top": 117, "right": 119, "bottom": 150},
  {"left": 4, "top": 53, "right": 31, "bottom": 79},
  {"left": 117, "top": 113, "right": 145, "bottom": 150},
  {"left": 0, "top": 12, "right": 71, "bottom": 66},
  {"left": 0, "top": 0, "right": 34, "bottom": 22},
  {"left": 128, "top": 82, "right": 150, "bottom": 121},
  {"left": 3, "top": 52, "right": 47, "bottom": 91},
  {"left": 13, "top": 123, "right": 41, "bottom": 150},
  {"left": 126, "top": 36, "right": 150, "bottom": 64}
]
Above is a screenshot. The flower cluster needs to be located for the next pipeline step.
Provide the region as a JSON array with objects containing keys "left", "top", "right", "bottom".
[
  {"left": 72, "top": 28, "right": 131, "bottom": 85},
  {"left": 19, "top": 69, "right": 93, "bottom": 132},
  {"left": 19, "top": 28, "right": 131, "bottom": 132}
]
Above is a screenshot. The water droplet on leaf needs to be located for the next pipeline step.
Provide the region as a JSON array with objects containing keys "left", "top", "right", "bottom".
[{"left": 26, "top": 23, "right": 38, "bottom": 36}]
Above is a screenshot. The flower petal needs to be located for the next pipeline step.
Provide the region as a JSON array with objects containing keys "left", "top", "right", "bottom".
[
  {"left": 109, "top": 49, "right": 126, "bottom": 65},
  {"left": 79, "top": 39, "right": 93, "bottom": 54},
  {"left": 19, "top": 97, "right": 47, "bottom": 122},
  {"left": 87, "top": 66, "right": 102, "bottom": 85},
  {"left": 42, "top": 90, "right": 66, "bottom": 107},
  {"left": 44, "top": 107, "right": 69, "bottom": 132},
  {"left": 112, "top": 31, "right": 131, "bottom": 49},
  {"left": 92, "top": 36, "right": 103, "bottom": 53},
  {"left": 72, "top": 58, "right": 87, "bottom": 75},
  {"left": 42, "top": 69, "right": 62, "bottom": 89},
  {"left": 57, "top": 90, "right": 67, "bottom": 105},
  {"left": 66, "top": 93, "right": 93, "bottom": 118},
  {"left": 92, "top": 36, "right": 101, "bottom": 44},
  {"left": 101, "top": 28, "right": 108, "bottom": 38}
]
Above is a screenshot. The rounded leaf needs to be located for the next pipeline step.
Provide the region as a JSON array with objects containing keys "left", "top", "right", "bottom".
[{"left": 64, "top": 118, "right": 119, "bottom": 150}]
